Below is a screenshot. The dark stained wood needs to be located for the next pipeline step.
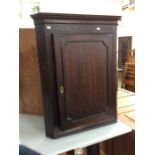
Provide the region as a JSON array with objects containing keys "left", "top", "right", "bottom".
[
  {"left": 100, "top": 89, "right": 135, "bottom": 155},
  {"left": 31, "top": 13, "right": 120, "bottom": 138},
  {"left": 87, "top": 144, "right": 100, "bottom": 155},
  {"left": 102, "top": 139, "right": 113, "bottom": 155},
  {"left": 31, "top": 12, "right": 121, "bottom": 25},
  {"left": 122, "top": 63, "right": 135, "bottom": 92},
  {"left": 58, "top": 150, "right": 74, "bottom": 155},
  {"left": 66, "top": 150, "right": 74, "bottom": 155},
  {"left": 113, "top": 131, "right": 135, "bottom": 155},
  {"left": 104, "top": 131, "right": 135, "bottom": 155},
  {"left": 19, "top": 28, "right": 43, "bottom": 115},
  {"left": 54, "top": 34, "right": 115, "bottom": 130},
  {"left": 31, "top": 12, "right": 121, "bottom": 20}
]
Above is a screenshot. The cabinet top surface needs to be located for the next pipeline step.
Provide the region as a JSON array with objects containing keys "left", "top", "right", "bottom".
[{"left": 31, "top": 12, "right": 121, "bottom": 24}]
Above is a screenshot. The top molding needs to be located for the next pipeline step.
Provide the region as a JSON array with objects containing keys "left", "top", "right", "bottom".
[{"left": 31, "top": 12, "right": 121, "bottom": 25}]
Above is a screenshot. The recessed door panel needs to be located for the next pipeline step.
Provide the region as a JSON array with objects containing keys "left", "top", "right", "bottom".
[{"left": 54, "top": 34, "right": 114, "bottom": 130}]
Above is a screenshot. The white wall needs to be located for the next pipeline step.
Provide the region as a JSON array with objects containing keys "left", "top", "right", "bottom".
[
  {"left": 40, "top": 0, "right": 122, "bottom": 15},
  {"left": 19, "top": 0, "right": 122, "bottom": 28},
  {"left": 117, "top": 7, "right": 135, "bottom": 48}
]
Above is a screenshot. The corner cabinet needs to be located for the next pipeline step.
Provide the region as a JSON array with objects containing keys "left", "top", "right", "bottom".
[{"left": 31, "top": 13, "right": 121, "bottom": 138}]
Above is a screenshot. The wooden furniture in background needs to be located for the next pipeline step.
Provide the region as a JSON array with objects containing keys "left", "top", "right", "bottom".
[
  {"left": 122, "top": 63, "right": 135, "bottom": 92},
  {"left": 31, "top": 13, "right": 121, "bottom": 138},
  {"left": 122, "top": 49, "right": 135, "bottom": 92},
  {"left": 103, "top": 131, "right": 135, "bottom": 155},
  {"left": 126, "top": 49, "right": 135, "bottom": 63},
  {"left": 118, "top": 36, "right": 132, "bottom": 69},
  {"left": 19, "top": 28, "right": 43, "bottom": 115},
  {"left": 100, "top": 88, "right": 135, "bottom": 155}
]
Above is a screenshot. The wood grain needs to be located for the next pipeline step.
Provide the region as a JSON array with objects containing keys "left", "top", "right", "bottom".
[
  {"left": 54, "top": 33, "right": 115, "bottom": 131},
  {"left": 100, "top": 88, "right": 135, "bottom": 155},
  {"left": 31, "top": 13, "right": 119, "bottom": 138},
  {"left": 101, "top": 132, "right": 135, "bottom": 155},
  {"left": 19, "top": 28, "right": 43, "bottom": 115}
]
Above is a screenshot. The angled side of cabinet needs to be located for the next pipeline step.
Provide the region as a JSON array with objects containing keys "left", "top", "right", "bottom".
[{"left": 31, "top": 13, "right": 121, "bottom": 138}]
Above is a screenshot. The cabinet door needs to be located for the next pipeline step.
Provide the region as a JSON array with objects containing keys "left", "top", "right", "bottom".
[{"left": 53, "top": 34, "right": 116, "bottom": 130}]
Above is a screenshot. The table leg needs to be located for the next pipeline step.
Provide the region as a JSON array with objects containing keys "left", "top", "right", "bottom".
[
  {"left": 104, "top": 139, "right": 113, "bottom": 155},
  {"left": 66, "top": 150, "right": 74, "bottom": 155},
  {"left": 87, "top": 143, "right": 100, "bottom": 155}
]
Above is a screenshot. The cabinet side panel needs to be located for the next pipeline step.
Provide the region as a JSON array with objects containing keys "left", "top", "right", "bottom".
[
  {"left": 35, "top": 25, "right": 59, "bottom": 137},
  {"left": 109, "top": 28, "right": 117, "bottom": 120}
]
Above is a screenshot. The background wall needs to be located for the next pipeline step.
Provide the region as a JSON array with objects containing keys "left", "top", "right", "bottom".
[
  {"left": 118, "top": 7, "right": 135, "bottom": 48},
  {"left": 40, "top": 0, "right": 122, "bottom": 14},
  {"left": 19, "top": 0, "right": 122, "bottom": 28}
]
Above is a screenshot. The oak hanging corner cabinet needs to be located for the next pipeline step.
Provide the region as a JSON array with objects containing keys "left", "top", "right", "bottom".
[{"left": 31, "top": 13, "right": 121, "bottom": 138}]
